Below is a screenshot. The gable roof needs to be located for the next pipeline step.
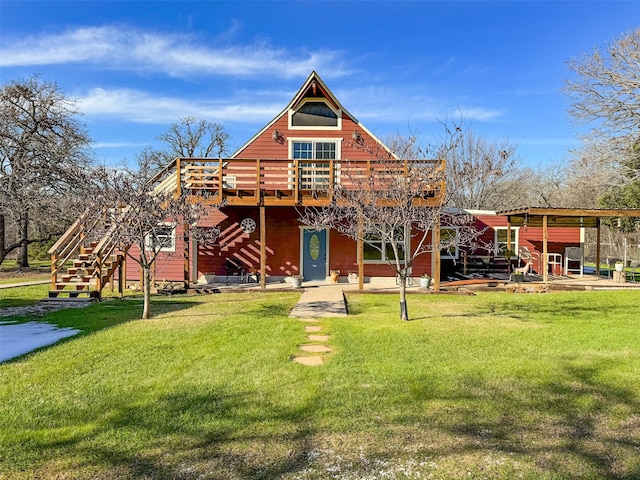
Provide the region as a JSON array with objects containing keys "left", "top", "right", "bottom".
[{"left": 231, "top": 71, "right": 397, "bottom": 159}]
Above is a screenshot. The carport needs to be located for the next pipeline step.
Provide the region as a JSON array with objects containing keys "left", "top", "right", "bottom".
[{"left": 496, "top": 207, "right": 640, "bottom": 283}]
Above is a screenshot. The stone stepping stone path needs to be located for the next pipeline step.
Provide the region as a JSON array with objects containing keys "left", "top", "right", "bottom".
[{"left": 292, "top": 317, "right": 332, "bottom": 366}]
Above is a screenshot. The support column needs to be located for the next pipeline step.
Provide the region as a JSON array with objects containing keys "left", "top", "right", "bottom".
[
  {"left": 357, "top": 217, "right": 364, "bottom": 291},
  {"left": 183, "top": 222, "right": 190, "bottom": 289},
  {"left": 260, "top": 206, "right": 266, "bottom": 290},
  {"left": 542, "top": 215, "right": 549, "bottom": 283},
  {"left": 595, "top": 218, "right": 601, "bottom": 276},
  {"left": 432, "top": 218, "right": 441, "bottom": 292}
]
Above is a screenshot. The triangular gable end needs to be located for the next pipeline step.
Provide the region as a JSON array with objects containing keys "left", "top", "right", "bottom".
[{"left": 232, "top": 71, "right": 397, "bottom": 159}]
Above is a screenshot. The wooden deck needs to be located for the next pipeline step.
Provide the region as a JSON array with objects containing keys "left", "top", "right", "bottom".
[{"left": 152, "top": 157, "right": 446, "bottom": 207}]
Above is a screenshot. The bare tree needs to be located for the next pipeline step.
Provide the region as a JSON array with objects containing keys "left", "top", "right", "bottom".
[
  {"left": 299, "top": 130, "right": 479, "bottom": 321},
  {"left": 566, "top": 27, "right": 640, "bottom": 205},
  {"left": 566, "top": 28, "right": 640, "bottom": 148},
  {"left": 86, "top": 157, "right": 220, "bottom": 319},
  {"left": 0, "top": 75, "right": 92, "bottom": 266},
  {"left": 144, "top": 117, "right": 231, "bottom": 172},
  {"left": 444, "top": 127, "right": 526, "bottom": 210}
]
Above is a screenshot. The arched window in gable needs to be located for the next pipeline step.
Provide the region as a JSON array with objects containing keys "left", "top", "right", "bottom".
[{"left": 291, "top": 101, "right": 339, "bottom": 127}]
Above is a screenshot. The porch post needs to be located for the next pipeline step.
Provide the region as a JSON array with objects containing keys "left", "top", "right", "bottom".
[
  {"left": 432, "top": 216, "right": 441, "bottom": 292},
  {"left": 260, "top": 205, "right": 266, "bottom": 290},
  {"left": 506, "top": 218, "right": 513, "bottom": 272},
  {"left": 542, "top": 215, "right": 549, "bottom": 283},
  {"left": 183, "top": 221, "right": 190, "bottom": 289},
  {"left": 595, "top": 217, "right": 601, "bottom": 276},
  {"left": 357, "top": 217, "right": 364, "bottom": 291}
]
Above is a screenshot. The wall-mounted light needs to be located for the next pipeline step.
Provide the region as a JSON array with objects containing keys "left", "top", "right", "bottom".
[
  {"left": 352, "top": 129, "right": 364, "bottom": 144},
  {"left": 272, "top": 129, "right": 284, "bottom": 144}
]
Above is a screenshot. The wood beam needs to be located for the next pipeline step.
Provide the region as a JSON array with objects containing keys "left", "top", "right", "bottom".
[
  {"left": 542, "top": 215, "right": 548, "bottom": 283},
  {"left": 183, "top": 222, "right": 189, "bottom": 289},
  {"left": 596, "top": 217, "right": 601, "bottom": 276},
  {"left": 260, "top": 206, "right": 266, "bottom": 290},
  {"left": 358, "top": 218, "right": 364, "bottom": 291},
  {"left": 432, "top": 219, "right": 441, "bottom": 291}
]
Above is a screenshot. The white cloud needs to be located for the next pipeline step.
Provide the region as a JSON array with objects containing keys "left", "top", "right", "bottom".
[
  {"left": 336, "top": 85, "right": 503, "bottom": 124},
  {"left": 0, "top": 25, "right": 350, "bottom": 79},
  {"left": 79, "top": 87, "right": 282, "bottom": 124}
]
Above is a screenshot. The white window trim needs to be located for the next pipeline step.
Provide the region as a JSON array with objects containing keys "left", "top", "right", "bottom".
[
  {"left": 440, "top": 227, "right": 460, "bottom": 260},
  {"left": 145, "top": 223, "right": 176, "bottom": 253},
  {"left": 288, "top": 138, "right": 343, "bottom": 159},
  {"left": 362, "top": 224, "right": 408, "bottom": 264},
  {"left": 288, "top": 98, "right": 342, "bottom": 130},
  {"left": 493, "top": 226, "right": 519, "bottom": 257}
]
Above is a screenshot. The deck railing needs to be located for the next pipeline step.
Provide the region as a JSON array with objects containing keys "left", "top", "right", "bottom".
[{"left": 164, "top": 157, "right": 445, "bottom": 206}]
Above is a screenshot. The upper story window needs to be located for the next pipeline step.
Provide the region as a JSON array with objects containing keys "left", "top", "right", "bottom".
[
  {"left": 293, "top": 141, "right": 336, "bottom": 160},
  {"left": 290, "top": 100, "right": 341, "bottom": 129}
]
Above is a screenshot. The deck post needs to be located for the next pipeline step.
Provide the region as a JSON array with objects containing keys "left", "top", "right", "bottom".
[
  {"left": 176, "top": 158, "right": 181, "bottom": 197},
  {"left": 542, "top": 215, "right": 549, "bottom": 283},
  {"left": 218, "top": 158, "right": 224, "bottom": 200},
  {"left": 183, "top": 221, "right": 189, "bottom": 289},
  {"left": 260, "top": 205, "right": 266, "bottom": 290},
  {"left": 50, "top": 252, "right": 58, "bottom": 290},
  {"left": 357, "top": 217, "right": 364, "bottom": 291},
  {"left": 432, "top": 218, "right": 441, "bottom": 292},
  {"left": 256, "top": 158, "right": 261, "bottom": 199},
  {"left": 595, "top": 217, "right": 601, "bottom": 276}
]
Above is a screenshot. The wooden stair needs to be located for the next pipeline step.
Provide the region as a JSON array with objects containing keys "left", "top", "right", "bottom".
[{"left": 48, "top": 225, "right": 125, "bottom": 301}]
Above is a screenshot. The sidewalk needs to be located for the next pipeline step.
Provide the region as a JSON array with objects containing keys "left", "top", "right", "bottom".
[{"left": 288, "top": 283, "right": 348, "bottom": 318}]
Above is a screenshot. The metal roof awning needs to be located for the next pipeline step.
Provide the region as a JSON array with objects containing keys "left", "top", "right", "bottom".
[
  {"left": 496, "top": 207, "right": 640, "bottom": 228},
  {"left": 494, "top": 207, "right": 640, "bottom": 282}
]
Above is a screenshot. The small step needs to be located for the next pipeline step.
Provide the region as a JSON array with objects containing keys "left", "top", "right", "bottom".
[
  {"left": 42, "top": 296, "right": 96, "bottom": 303},
  {"left": 54, "top": 281, "right": 92, "bottom": 288},
  {"left": 67, "top": 267, "right": 94, "bottom": 276},
  {"left": 49, "top": 289, "right": 99, "bottom": 299},
  {"left": 61, "top": 275, "right": 91, "bottom": 282}
]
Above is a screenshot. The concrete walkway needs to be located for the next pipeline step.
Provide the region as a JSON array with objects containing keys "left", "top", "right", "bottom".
[{"left": 288, "top": 283, "right": 348, "bottom": 318}]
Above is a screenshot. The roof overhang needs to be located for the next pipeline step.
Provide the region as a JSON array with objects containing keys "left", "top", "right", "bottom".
[{"left": 495, "top": 207, "right": 640, "bottom": 228}]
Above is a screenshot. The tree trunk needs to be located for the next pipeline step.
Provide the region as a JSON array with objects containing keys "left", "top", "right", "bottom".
[
  {"left": 142, "top": 265, "right": 151, "bottom": 320},
  {"left": 0, "top": 214, "right": 5, "bottom": 265},
  {"left": 18, "top": 213, "right": 29, "bottom": 268},
  {"left": 399, "top": 273, "right": 409, "bottom": 321}
]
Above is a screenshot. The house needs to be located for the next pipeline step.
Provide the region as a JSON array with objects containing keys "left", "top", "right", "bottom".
[
  {"left": 47, "top": 73, "right": 596, "bottom": 300},
  {"left": 48, "top": 71, "right": 445, "bottom": 298}
]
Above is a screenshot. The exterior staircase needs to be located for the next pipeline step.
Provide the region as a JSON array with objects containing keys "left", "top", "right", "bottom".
[{"left": 47, "top": 216, "right": 125, "bottom": 301}]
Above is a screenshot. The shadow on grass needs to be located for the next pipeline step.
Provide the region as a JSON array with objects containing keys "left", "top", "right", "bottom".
[
  {"left": 395, "top": 358, "right": 640, "bottom": 478},
  {"left": 30, "top": 388, "right": 319, "bottom": 480}
]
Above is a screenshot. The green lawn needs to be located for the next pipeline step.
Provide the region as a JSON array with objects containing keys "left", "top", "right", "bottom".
[{"left": 1, "top": 290, "right": 639, "bottom": 479}]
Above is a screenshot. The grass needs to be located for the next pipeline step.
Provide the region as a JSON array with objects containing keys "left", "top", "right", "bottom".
[{"left": 1, "top": 290, "right": 639, "bottom": 479}]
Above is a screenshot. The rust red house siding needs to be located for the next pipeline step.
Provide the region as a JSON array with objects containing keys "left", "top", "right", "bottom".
[
  {"left": 124, "top": 223, "right": 186, "bottom": 282},
  {"left": 473, "top": 214, "right": 580, "bottom": 257}
]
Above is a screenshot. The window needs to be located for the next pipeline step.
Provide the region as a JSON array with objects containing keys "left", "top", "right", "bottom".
[
  {"left": 145, "top": 224, "right": 176, "bottom": 252},
  {"left": 292, "top": 141, "right": 338, "bottom": 189},
  {"left": 290, "top": 100, "right": 339, "bottom": 128},
  {"left": 494, "top": 227, "right": 518, "bottom": 256},
  {"left": 440, "top": 227, "right": 459, "bottom": 260},
  {"left": 363, "top": 225, "right": 406, "bottom": 262}
]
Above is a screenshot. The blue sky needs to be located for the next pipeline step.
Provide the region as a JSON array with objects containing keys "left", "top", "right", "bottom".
[{"left": 1, "top": 1, "right": 639, "bottom": 168}]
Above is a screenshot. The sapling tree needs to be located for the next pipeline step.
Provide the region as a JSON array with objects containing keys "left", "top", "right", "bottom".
[
  {"left": 299, "top": 129, "right": 480, "bottom": 321},
  {"left": 87, "top": 157, "right": 221, "bottom": 319}
]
